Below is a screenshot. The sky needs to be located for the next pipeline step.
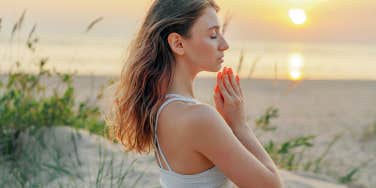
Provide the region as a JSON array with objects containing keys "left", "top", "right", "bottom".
[{"left": 1, "top": 0, "right": 376, "bottom": 43}]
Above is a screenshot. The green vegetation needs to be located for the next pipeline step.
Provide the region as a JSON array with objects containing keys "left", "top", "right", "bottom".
[
  {"left": 1, "top": 19, "right": 106, "bottom": 156},
  {"left": 253, "top": 106, "right": 360, "bottom": 185},
  {"left": 0, "top": 12, "right": 144, "bottom": 188},
  {"left": 362, "top": 121, "right": 376, "bottom": 140}
]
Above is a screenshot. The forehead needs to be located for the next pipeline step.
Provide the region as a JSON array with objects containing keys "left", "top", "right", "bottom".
[{"left": 191, "top": 7, "right": 220, "bottom": 32}]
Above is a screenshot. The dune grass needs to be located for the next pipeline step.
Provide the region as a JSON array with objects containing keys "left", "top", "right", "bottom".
[
  {"left": 362, "top": 121, "right": 376, "bottom": 140},
  {"left": 0, "top": 12, "right": 145, "bottom": 188}
]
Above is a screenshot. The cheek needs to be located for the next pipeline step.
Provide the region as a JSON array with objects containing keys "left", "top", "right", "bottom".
[{"left": 187, "top": 38, "right": 217, "bottom": 65}]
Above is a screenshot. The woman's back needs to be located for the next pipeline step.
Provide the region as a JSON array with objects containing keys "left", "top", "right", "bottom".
[{"left": 154, "top": 93, "right": 233, "bottom": 188}]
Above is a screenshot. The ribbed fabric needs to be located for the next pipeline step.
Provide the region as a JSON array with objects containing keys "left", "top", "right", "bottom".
[{"left": 153, "top": 93, "right": 233, "bottom": 188}]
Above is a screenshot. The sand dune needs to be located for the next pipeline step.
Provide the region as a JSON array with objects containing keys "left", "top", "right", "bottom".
[{"left": 1, "top": 126, "right": 349, "bottom": 188}]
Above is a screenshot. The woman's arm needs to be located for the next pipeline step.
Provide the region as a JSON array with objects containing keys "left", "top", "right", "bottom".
[
  {"left": 232, "top": 123, "right": 280, "bottom": 174},
  {"left": 211, "top": 67, "right": 282, "bottom": 187},
  {"left": 187, "top": 104, "right": 283, "bottom": 188}
]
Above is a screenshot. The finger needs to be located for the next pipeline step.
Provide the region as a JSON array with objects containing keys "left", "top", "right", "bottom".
[
  {"left": 222, "top": 67, "right": 233, "bottom": 95},
  {"left": 228, "top": 68, "right": 241, "bottom": 96},
  {"left": 223, "top": 69, "right": 236, "bottom": 97},
  {"left": 214, "top": 84, "right": 224, "bottom": 101},
  {"left": 235, "top": 75, "right": 244, "bottom": 97},
  {"left": 222, "top": 66, "right": 227, "bottom": 75},
  {"left": 222, "top": 67, "right": 228, "bottom": 90},
  {"left": 217, "top": 72, "right": 231, "bottom": 100},
  {"left": 226, "top": 67, "right": 235, "bottom": 87},
  {"left": 213, "top": 88, "right": 223, "bottom": 105},
  {"left": 221, "top": 67, "right": 231, "bottom": 95}
]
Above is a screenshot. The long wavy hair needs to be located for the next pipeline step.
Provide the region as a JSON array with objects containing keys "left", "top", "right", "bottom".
[{"left": 110, "top": 0, "right": 220, "bottom": 153}]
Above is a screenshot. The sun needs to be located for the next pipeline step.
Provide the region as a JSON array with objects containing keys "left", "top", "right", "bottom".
[{"left": 288, "top": 8, "right": 307, "bottom": 25}]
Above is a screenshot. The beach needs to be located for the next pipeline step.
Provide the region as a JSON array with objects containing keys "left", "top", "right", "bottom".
[
  {"left": 1, "top": 74, "right": 375, "bottom": 187},
  {"left": 2, "top": 1, "right": 376, "bottom": 187},
  {"left": 67, "top": 75, "right": 376, "bottom": 188}
]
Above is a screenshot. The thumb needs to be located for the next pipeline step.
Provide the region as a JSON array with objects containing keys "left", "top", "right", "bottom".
[
  {"left": 213, "top": 89, "right": 223, "bottom": 106},
  {"left": 214, "top": 84, "right": 224, "bottom": 101}
]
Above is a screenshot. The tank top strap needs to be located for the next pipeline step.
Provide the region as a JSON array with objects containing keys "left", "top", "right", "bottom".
[{"left": 153, "top": 93, "right": 199, "bottom": 172}]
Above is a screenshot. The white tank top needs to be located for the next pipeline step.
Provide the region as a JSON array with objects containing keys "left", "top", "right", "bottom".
[{"left": 153, "top": 93, "right": 234, "bottom": 188}]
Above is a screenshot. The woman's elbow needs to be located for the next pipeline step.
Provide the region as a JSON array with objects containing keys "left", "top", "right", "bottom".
[
  {"left": 258, "top": 170, "right": 283, "bottom": 188},
  {"left": 269, "top": 172, "right": 283, "bottom": 188}
]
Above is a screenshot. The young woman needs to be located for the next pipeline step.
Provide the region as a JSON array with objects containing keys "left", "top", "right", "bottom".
[{"left": 112, "top": 0, "right": 282, "bottom": 187}]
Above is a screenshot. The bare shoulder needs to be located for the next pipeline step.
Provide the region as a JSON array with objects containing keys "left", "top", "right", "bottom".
[
  {"left": 158, "top": 101, "right": 221, "bottom": 133},
  {"left": 163, "top": 101, "right": 220, "bottom": 125},
  {"left": 184, "top": 103, "right": 219, "bottom": 121},
  {"left": 162, "top": 102, "right": 231, "bottom": 141},
  {"left": 182, "top": 103, "right": 227, "bottom": 128},
  {"left": 179, "top": 103, "right": 234, "bottom": 144}
]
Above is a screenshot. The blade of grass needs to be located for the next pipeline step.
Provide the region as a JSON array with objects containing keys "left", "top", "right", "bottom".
[
  {"left": 85, "top": 17, "right": 104, "bottom": 33},
  {"left": 273, "top": 61, "right": 278, "bottom": 87},
  {"left": 247, "top": 56, "right": 261, "bottom": 79},
  {"left": 236, "top": 49, "right": 244, "bottom": 75}
]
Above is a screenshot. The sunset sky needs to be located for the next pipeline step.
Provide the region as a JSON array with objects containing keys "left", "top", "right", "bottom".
[{"left": 1, "top": 0, "right": 376, "bottom": 43}]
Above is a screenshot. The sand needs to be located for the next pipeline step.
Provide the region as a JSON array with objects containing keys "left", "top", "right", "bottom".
[
  {"left": 1, "top": 75, "right": 375, "bottom": 187},
  {"left": 95, "top": 76, "right": 375, "bottom": 188},
  {"left": 0, "top": 126, "right": 348, "bottom": 188}
]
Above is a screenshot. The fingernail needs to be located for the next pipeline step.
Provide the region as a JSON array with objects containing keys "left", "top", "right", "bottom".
[{"left": 215, "top": 85, "right": 219, "bottom": 93}]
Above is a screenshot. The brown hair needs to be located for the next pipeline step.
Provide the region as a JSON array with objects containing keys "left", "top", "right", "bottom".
[{"left": 110, "top": 0, "right": 220, "bottom": 153}]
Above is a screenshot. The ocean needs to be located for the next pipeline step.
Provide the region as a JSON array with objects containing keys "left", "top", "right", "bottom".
[{"left": 1, "top": 35, "right": 375, "bottom": 81}]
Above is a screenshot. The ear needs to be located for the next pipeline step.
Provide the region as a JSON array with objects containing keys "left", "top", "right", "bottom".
[{"left": 167, "top": 32, "right": 184, "bottom": 56}]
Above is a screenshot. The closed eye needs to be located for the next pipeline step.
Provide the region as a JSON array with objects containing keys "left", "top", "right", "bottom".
[
  {"left": 210, "top": 35, "right": 218, "bottom": 39},
  {"left": 210, "top": 30, "right": 218, "bottom": 39}
]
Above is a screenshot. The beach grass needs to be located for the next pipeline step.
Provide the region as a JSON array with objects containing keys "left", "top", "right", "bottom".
[{"left": 362, "top": 121, "right": 376, "bottom": 140}]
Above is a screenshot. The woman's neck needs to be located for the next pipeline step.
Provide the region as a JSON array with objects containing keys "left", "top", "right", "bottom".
[{"left": 167, "top": 60, "right": 198, "bottom": 98}]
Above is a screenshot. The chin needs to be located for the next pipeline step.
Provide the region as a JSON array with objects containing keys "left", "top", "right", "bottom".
[
  {"left": 216, "top": 65, "right": 223, "bottom": 71},
  {"left": 199, "top": 61, "right": 222, "bottom": 72},
  {"left": 210, "top": 63, "right": 222, "bottom": 72},
  {"left": 202, "top": 68, "right": 218, "bottom": 73}
]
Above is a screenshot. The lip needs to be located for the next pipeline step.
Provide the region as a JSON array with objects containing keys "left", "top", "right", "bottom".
[{"left": 218, "top": 56, "right": 224, "bottom": 63}]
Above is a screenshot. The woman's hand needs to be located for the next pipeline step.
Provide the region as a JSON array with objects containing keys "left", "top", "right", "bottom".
[{"left": 213, "top": 67, "right": 247, "bottom": 130}]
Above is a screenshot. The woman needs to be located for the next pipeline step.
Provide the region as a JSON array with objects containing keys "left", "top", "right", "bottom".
[{"left": 112, "top": 0, "right": 282, "bottom": 187}]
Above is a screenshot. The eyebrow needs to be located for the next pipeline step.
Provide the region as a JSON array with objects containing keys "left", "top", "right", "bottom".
[{"left": 208, "top": 25, "right": 220, "bottom": 30}]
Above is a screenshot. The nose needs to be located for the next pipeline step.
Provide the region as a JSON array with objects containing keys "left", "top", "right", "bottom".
[{"left": 219, "top": 35, "right": 229, "bottom": 51}]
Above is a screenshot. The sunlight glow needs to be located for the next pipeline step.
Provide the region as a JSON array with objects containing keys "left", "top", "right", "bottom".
[
  {"left": 289, "top": 53, "right": 304, "bottom": 68},
  {"left": 288, "top": 8, "right": 307, "bottom": 25},
  {"left": 289, "top": 70, "right": 302, "bottom": 80},
  {"left": 288, "top": 53, "right": 304, "bottom": 81}
]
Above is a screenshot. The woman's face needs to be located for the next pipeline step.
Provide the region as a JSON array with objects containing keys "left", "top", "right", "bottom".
[{"left": 182, "top": 7, "right": 229, "bottom": 72}]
